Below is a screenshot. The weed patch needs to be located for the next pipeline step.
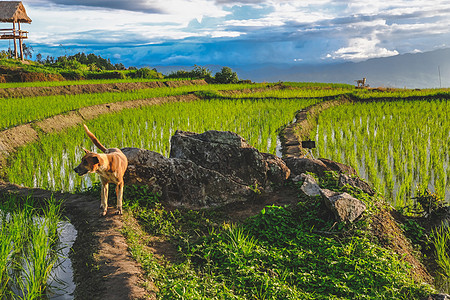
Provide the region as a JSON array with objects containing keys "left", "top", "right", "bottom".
[{"left": 122, "top": 184, "right": 434, "bottom": 299}]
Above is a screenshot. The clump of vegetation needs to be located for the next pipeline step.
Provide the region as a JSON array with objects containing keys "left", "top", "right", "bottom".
[
  {"left": 413, "top": 189, "right": 448, "bottom": 218},
  {"left": 122, "top": 183, "right": 434, "bottom": 299},
  {"left": 431, "top": 221, "right": 450, "bottom": 293},
  {"left": 0, "top": 194, "right": 65, "bottom": 299},
  {"left": 0, "top": 52, "right": 164, "bottom": 81},
  {"left": 167, "top": 65, "right": 240, "bottom": 84},
  {"left": 214, "top": 66, "right": 239, "bottom": 84},
  {"left": 166, "top": 65, "right": 213, "bottom": 81},
  {"left": 399, "top": 189, "right": 450, "bottom": 293},
  {"left": 130, "top": 67, "right": 163, "bottom": 79}
]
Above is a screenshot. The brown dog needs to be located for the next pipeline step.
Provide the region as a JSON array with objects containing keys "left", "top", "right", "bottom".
[{"left": 74, "top": 124, "right": 128, "bottom": 216}]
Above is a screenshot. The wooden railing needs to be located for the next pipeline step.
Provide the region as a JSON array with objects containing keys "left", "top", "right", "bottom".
[{"left": 0, "top": 29, "right": 28, "bottom": 39}]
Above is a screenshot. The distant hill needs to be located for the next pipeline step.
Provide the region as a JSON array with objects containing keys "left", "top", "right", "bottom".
[{"left": 235, "top": 48, "right": 450, "bottom": 88}]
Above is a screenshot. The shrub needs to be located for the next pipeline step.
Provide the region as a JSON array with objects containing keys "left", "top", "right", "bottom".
[
  {"left": 131, "top": 67, "right": 163, "bottom": 79},
  {"left": 214, "top": 67, "right": 239, "bottom": 84},
  {"left": 167, "top": 65, "right": 213, "bottom": 80}
]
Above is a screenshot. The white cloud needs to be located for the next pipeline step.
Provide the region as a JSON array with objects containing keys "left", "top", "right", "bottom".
[
  {"left": 329, "top": 37, "right": 399, "bottom": 61},
  {"left": 15, "top": 0, "right": 450, "bottom": 66},
  {"left": 209, "top": 31, "right": 243, "bottom": 38}
]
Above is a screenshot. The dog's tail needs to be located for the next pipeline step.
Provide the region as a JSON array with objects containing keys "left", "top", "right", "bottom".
[{"left": 83, "top": 124, "right": 107, "bottom": 153}]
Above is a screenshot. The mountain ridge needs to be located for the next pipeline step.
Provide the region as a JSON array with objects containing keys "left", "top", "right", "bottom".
[{"left": 235, "top": 48, "right": 450, "bottom": 88}]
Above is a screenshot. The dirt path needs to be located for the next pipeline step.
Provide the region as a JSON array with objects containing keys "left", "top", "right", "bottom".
[
  {"left": 279, "top": 97, "right": 350, "bottom": 158},
  {"left": 0, "top": 180, "right": 150, "bottom": 300},
  {"left": 0, "top": 79, "right": 207, "bottom": 99}
]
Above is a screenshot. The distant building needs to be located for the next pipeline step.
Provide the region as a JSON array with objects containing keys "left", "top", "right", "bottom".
[{"left": 0, "top": 1, "right": 32, "bottom": 60}]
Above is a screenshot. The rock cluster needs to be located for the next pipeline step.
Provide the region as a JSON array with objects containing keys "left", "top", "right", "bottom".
[
  {"left": 320, "top": 188, "right": 367, "bottom": 223},
  {"left": 122, "top": 130, "right": 290, "bottom": 209},
  {"left": 294, "top": 172, "right": 367, "bottom": 223},
  {"left": 283, "top": 157, "right": 357, "bottom": 176},
  {"left": 170, "top": 130, "right": 289, "bottom": 188},
  {"left": 122, "top": 130, "right": 372, "bottom": 222}
]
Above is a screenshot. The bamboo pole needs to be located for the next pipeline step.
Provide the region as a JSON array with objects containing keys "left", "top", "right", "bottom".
[
  {"left": 12, "top": 21, "right": 17, "bottom": 59},
  {"left": 18, "top": 22, "right": 23, "bottom": 60}
]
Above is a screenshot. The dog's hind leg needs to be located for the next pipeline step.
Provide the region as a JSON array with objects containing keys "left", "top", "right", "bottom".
[
  {"left": 115, "top": 181, "right": 124, "bottom": 215},
  {"left": 101, "top": 179, "right": 109, "bottom": 216}
]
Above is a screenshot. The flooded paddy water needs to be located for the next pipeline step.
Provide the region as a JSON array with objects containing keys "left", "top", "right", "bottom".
[
  {"left": 0, "top": 206, "right": 77, "bottom": 299},
  {"left": 48, "top": 220, "right": 77, "bottom": 300}
]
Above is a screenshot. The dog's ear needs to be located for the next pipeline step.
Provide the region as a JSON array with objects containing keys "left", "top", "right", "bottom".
[
  {"left": 83, "top": 147, "right": 90, "bottom": 154},
  {"left": 86, "top": 155, "right": 100, "bottom": 168},
  {"left": 92, "top": 156, "right": 99, "bottom": 164}
]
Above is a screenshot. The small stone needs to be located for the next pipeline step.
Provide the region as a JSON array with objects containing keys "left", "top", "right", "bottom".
[
  {"left": 320, "top": 188, "right": 367, "bottom": 223},
  {"left": 299, "top": 173, "right": 321, "bottom": 197}
]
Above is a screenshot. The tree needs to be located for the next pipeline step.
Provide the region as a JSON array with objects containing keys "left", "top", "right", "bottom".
[
  {"left": 191, "top": 65, "right": 212, "bottom": 79},
  {"left": 45, "top": 55, "right": 55, "bottom": 64},
  {"left": 214, "top": 67, "right": 238, "bottom": 84},
  {"left": 132, "top": 67, "right": 163, "bottom": 79},
  {"left": 35, "top": 53, "right": 43, "bottom": 63},
  {"left": 22, "top": 43, "right": 33, "bottom": 60},
  {"left": 114, "top": 63, "right": 125, "bottom": 70}
]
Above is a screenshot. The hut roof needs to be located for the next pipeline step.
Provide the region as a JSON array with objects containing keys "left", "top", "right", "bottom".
[{"left": 0, "top": 1, "right": 32, "bottom": 23}]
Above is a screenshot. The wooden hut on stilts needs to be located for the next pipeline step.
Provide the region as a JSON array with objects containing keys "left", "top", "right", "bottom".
[{"left": 0, "top": 1, "right": 32, "bottom": 60}]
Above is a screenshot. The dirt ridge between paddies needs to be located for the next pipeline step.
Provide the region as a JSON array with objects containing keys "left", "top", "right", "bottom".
[
  {"left": 0, "top": 79, "right": 207, "bottom": 99},
  {"left": 0, "top": 93, "right": 200, "bottom": 174},
  {"left": 280, "top": 95, "right": 352, "bottom": 158}
]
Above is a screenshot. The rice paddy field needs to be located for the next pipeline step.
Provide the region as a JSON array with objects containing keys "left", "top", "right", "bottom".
[
  {"left": 1, "top": 77, "right": 449, "bottom": 299},
  {"left": 7, "top": 97, "right": 318, "bottom": 192},
  {"left": 0, "top": 83, "right": 264, "bottom": 130},
  {"left": 312, "top": 99, "right": 450, "bottom": 206},
  {"left": 1, "top": 80, "right": 449, "bottom": 205}
]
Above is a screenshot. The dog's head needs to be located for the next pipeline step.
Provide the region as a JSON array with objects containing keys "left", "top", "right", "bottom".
[{"left": 73, "top": 148, "right": 102, "bottom": 176}]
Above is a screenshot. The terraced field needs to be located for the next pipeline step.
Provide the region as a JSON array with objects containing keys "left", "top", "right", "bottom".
[{"left": 0, "top": 78, "right": 448, "bottom": 299}]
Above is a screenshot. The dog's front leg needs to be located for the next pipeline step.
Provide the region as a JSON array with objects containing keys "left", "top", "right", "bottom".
[
  {"left": 116, "top": 181, "right": 124, "bottom": 215},
  {"left": 100, "top": 179, "right": 109, "bottom": 216}
]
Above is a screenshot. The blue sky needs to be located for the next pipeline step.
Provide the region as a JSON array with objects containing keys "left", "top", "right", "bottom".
[{"left": 7, "top": 0, "right": 450, "bottom": 68}]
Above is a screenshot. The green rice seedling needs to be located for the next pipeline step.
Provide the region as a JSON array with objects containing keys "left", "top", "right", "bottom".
[
  {"left": 284, "top": 82, "right": 354, "bottom": 89},
  {"left": 0, "top": 213, "right": 13, "bottom": 298},
  {"left": 0, "top": 195, "right": 65, "bottom": 299},
  {"left": 7, "top": 203, "right": 34, "bottom": 268},
  {"left": 354, "top": 88, "right": 450, "bottom": 99},
  {"left": 7, "top": 97, "right": 317, "bottom": 192},
  {"left": 221, "top": 87, "right": 351, "bottom": 99},
  {"left": 19, "top": 218, "right": 59, "bottom": 299},
  {"left": 312, "top": 99, "right": 450, "bottom": 207},
  {"left": 0, "top": 77, "right": 190, "bottom": 89},
  {"left": 432, "top": 221, "right": 450, "bottom": 293},
  {"left": 0, "top": 83, "right": 264, "bottom": 129}
]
